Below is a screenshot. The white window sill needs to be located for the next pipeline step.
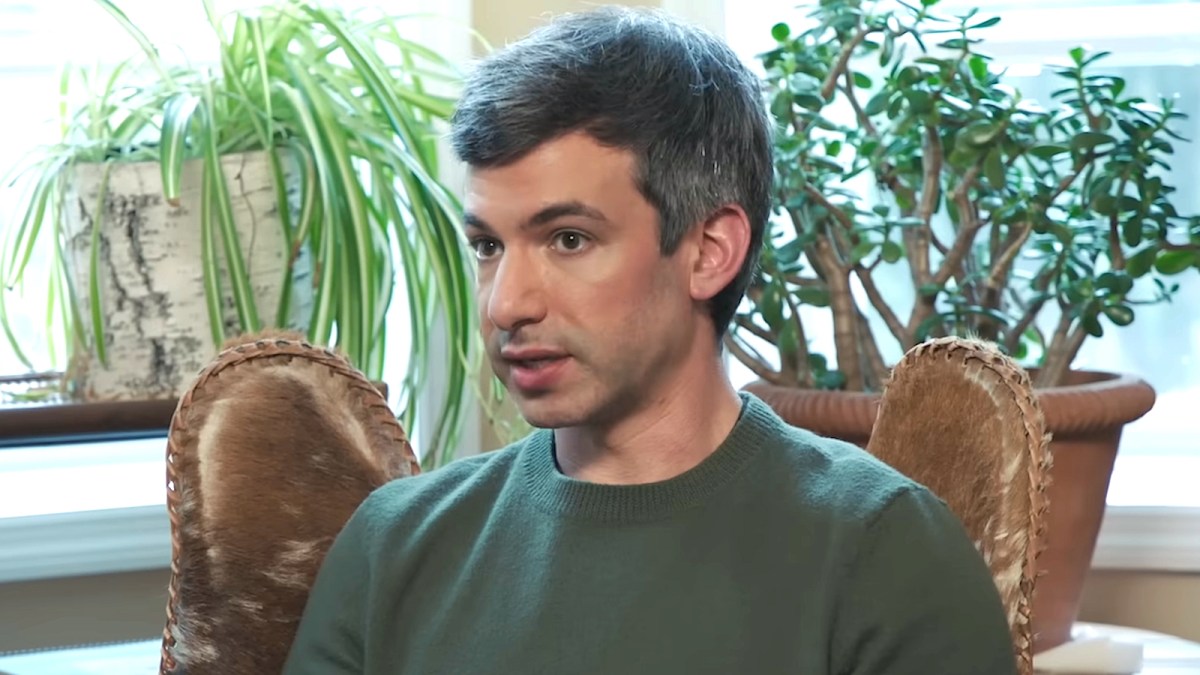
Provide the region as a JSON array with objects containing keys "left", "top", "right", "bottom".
[{"left": 0, "top": 438, "right": 1197, "bottom": 584}]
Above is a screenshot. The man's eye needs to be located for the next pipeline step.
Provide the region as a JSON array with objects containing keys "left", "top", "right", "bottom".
[
  {"left": 552, "top": 231, "right": 590, "bottom": 253},
  {"left": 470, "top": 238, "right": 501, "bottom": 260}
]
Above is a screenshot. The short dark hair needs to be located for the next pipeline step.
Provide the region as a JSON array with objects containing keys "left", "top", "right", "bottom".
[{"left": 449, "top": 6, "right": 773, "bottom": 337}]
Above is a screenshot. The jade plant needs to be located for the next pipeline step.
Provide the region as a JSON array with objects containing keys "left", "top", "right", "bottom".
[{"left": 729, "top": 0, "right": 1200, "bottom": 392}]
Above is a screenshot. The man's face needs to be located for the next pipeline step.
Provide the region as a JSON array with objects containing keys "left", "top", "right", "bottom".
[{"left": 464, "top": 132, "right": 702, "bottom": 430}]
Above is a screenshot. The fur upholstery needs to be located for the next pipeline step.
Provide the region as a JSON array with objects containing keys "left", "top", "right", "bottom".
[
  {"left": 866, "top": 336, "right": 1052, "bottom": 675},
  {"left": 158, "top": 331, "right": 419, "bottom": 675}
]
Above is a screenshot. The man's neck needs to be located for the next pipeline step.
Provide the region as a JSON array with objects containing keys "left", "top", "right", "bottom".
[{"left": 552, "top": 361, "right": 744, "bottom": 485}]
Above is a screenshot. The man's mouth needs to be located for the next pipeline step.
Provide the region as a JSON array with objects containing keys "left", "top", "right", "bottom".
[
  {"left": 502, "top": 351, "right": 571, "bottom": 391},
  {"left": 510, "top": 357, "right": 565, "bottom": 369}
]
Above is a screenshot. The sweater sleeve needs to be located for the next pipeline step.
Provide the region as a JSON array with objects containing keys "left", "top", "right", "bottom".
[
  {"left": 831, "top": 486, "right": 1019, "bottom": 675},
  {"left": 281, "top": 504, "right": 373, "bottom": 674}
]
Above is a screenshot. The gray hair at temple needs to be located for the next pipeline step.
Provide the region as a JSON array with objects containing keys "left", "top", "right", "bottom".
[{"left": 449, "top": 6, "right": 774, "bottom": 337}]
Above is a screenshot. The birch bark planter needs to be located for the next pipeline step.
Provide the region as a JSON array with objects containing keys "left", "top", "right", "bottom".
[
  {"left": 743, "top": 370, "right": 1156, "bottom": 653},
  {"left": 61, "top": 150, "right": 312, "bottom": 402}
]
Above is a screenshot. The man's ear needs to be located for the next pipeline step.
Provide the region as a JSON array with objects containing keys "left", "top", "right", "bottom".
[{"left": 690, "top": 204, "right": 751, "bottom": 303}]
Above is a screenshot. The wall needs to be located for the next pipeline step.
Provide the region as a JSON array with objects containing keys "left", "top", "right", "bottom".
[
  {"left": 0, "top": 569, "right": 167, "bottom": 654},
  {"left": 1081, "top": 570, "right": 1200, "bottom": 643}
]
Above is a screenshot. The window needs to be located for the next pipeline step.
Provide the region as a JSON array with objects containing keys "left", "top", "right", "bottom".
[
  {"left": 723, "top": 1, "right": 1200, "bottom": 477},
  {"left": 0, "top": 0, "right": 476, "bottom": 457},
  {"left": 0, "top": 0, "right": 472, "bottom": 583}
]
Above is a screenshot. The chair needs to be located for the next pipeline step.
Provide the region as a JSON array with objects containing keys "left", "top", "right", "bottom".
[
  {"left": 865, "top": 336, "right": 1052, "bottom": 675},
  {"left": 158, "top": 333, "right": 420, "bottom": 674},
  {"left": 157, "top": 333, "right": 1049, "bottom": 674}
]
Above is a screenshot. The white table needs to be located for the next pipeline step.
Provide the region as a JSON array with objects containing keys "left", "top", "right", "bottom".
[
  {"left": 0, "top": 638, "right": 159, "bottom": 675},
  {"left": 1036, "top": 622, "right": 1200, "bottom": 674},
  {"left": 1, "top": 623, "right": 1197, "bottom": 674}
]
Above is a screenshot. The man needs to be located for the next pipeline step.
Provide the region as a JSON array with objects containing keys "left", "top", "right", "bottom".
[{"left": 284, "top": 6, "right": 1018, "bottom": 674}]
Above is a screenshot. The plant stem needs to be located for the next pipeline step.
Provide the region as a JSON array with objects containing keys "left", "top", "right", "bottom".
[
  {"left": 802, "top": 184, "right": 914, "bottom": 350},
  {"left": 841, "top": 71, "right": 879, "bottom": 138},
  {"left": 1109, "top": 173, "right": 1131, "bottom": 269},
  {"left": 905, "top": 164, "right": 982, "bottom": 338},
  {"left": 909, "top": 124, "right": 942, "bottom": 287},
  {"left": 856, "top": 307, "right": 889, "bottom": 390},
  {"left": 784, "top": 274, "right": 826, "bottom": 288},
  {"left": 1038, "top": 314, "right": 1088, "bottom": 388},
  {"left": 855, "top": 264, "right": 912, "bottom": 347},
  {"left": 933, "top": 164, "right": 984, "bottom": 287},
  {"left": 988, "top": 222, "right": 1035, "bottom": 292},
  {"left": 723, "top": 333, "right": 785, "bottom": 385},
  {"left": 813, "top": 235, "right": 863, "bottom": 391},
  {"left": 736, "top": 315, "right": 777, "bottom": 344},
  {"left": 822, "top": 27, "right": 874, "bottom": 102},
  {"left": 780, "top": 286, "right": 815, "bottom": 387}
]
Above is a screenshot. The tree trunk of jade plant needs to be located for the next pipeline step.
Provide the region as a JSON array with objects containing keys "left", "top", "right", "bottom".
[{"left": 61, "top": 150, "right": 312, "bottom": 401}]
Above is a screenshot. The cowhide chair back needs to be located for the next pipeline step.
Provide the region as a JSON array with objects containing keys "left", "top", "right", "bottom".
[
  {"left": 866, "top": 336, "right": 1053, "bottom": 675},
  {"left": 158, "top": 331, "right": 419, "bottom": 675}
]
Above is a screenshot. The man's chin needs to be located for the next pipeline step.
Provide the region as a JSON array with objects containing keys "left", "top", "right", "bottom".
[{"left": 511, "top": 397, "right": 582, "bottom": 430}]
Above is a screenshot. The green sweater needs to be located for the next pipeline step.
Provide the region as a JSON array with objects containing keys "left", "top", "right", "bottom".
[{"left": 284, "top": 393, "right": 1017, "bottom": 674}]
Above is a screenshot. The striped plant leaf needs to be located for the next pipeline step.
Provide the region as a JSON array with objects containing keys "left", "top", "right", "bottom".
[{"left": 160, "top": 92, "right": 201, "bottom": 207}]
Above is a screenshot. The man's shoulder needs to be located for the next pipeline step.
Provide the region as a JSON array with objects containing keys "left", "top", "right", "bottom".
[
  {"left": 356, "top": 436, "right": 530, "bottom": 524},
  {"left": 745, "top": 396, "right": 931, "bottom": 523}
]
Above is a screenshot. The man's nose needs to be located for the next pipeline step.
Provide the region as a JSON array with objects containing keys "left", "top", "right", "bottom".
[{"left": 486, "top": 250, "right": 547, "bottom": 332}]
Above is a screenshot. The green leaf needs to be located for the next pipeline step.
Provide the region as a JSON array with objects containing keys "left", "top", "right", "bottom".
[
  {"left": 961, "top": 120, "right": 1002, "bottom": 146},
  {"left": 807, "top": 154, "right": 845, "bottom": 174},
  {"left": 1126, "top": 246, "right": 1156, "bottom": 277},
  {"left": 199, "top": 147, "right": 226, "bottom": 349},
  {"left": 1103, "top": 304, "right": 1135, "bottom": 326},
  {"left": 1069, "top": 46, "right": 1086, "bottom": 66},
  {"left": 761, "top": 284, "right": 785, "bottom": 329},
  {"left": 970, "top": 16, "right": 1001, "bottom": 29},
  {"left": 865, "top": 90, "right": 891, "bottom": 116},
  {"left": 1029, "top": 144, "right": 1070, "bottom": 160},
  {"left": 770, "top": 90, "right": 792, "bottom": 120},
  {"left": 1155, "top": 249, "right": 1197, "bottom": 275},
  {"left": 850, "top": 240, "right": 876, "bottom": 264},
  {"left": 941, "top": 94, "right": 973, "bottom": 112},
  {"left": 1118, "top": 213, "right": 1137, "bottom": 246},
  {"left": 1091, "top": 193, "right": 1117, "bottom": 216},
  {"left": 771, "top": 22, "right": 790, "bottom": 42},
  {"left": 795, "top": 287, "right": 831, "bottom": 307},
  {"left": 794, "top": 93, "right": 825, "bottom": 111},
  {"left": 778, "top": 320, "right": 799, "bottom": 359},
  {"left": 903, "top": 89, "right": 933, "bottom": 114},
  {"left": 159, "top": 93, "right": 201, "bottom": 207},
  {"left": 1082, "top": 312, "right": 1105, "bottom": 338},
  {"left": 777, "top": 239, "right": 804, "bottom": 264},
  {"left": 969, "top": 55, "right": 989, "bottom": 82},
  {"left": 1096, "top": 271, "right": 1133, "bottom": 294},
  {"left": 880, "top": 32, "right": 895, "bottom": 67},
  {"left": 1071, "top": 131, "right": 1117, "bottom": 152},
  {"left": 881, "top": 240, "right": 904, "bottom": 263},
  {"left": 984, "top": 147, "right": 1006, "bottom": 189},
  {"left": 87, "top": 165, "right": 113, "bottom": 366},
  {"left": 853, "top": 72, "right": 872, "bottom": 89}
]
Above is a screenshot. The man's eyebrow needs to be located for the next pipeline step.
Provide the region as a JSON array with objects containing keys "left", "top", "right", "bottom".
[
  {"left": 463, "top": 212, "right": 491, "bottom": 232},
  {"left": 463, "top": 201, "right": 608, "bottom": 233},
  {"left": 526, "top": 201, "right": 608, "bottom": 228}
]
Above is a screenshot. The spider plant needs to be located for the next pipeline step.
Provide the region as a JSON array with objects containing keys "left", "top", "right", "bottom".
[{"left": 0, "top": 0, "right": 482, "bottom": 467}]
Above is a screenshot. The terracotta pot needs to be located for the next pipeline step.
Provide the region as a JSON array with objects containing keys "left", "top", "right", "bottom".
[{"left": 743, "top": 369, "right": 1155, "bottom": 653}]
